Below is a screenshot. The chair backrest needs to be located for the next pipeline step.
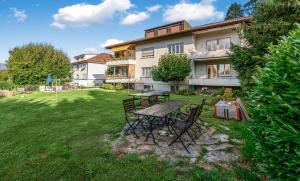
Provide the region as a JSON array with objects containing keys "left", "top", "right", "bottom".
[
  {"left": 149, "top": 95, "right": 159, "bottom": 105},
  {"left": 123, "top": 99, "right": 135, "bottom": 113},
  {"left": 140, "top": 99, "right": 150, "bottom": 108}
]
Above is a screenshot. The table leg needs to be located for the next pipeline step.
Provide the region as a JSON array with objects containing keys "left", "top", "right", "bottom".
[{"left": 145, "top": 116, "right": 157, "bottom": 144}]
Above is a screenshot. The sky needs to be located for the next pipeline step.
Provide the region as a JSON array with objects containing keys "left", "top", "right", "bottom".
[{"left": 0, "top": 0, "right": 248, "bottom": 63}]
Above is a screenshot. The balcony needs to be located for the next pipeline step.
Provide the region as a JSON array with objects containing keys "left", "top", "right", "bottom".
[
  {"left": 189, "top": 76, "right": 240, "bottom": 87},
  {"left": 189, "top": 49, "right": 231, "bottom": 60},
  {"left": 106, "top": 56, "right": 136, "bottom": 66}
]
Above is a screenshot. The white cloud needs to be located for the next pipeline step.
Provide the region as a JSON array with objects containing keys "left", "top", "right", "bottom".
[
  {"left": 84, "top": 48, "right": 98, "bottom": 54},
  {"left": 51, "top": 0, "right": 133, "bottom": 29},
  {"left": 121, "top": 12, "right": 149, "bottom": 25},
  {"left": 163, "top": 0, "right": 224, "bottom": 22},
  {"left": 147, "top": 4, "right": 162, "bottom": 12},
  {"left": 101, "top": 39, "right": 124, "bottom": 48},
  {"left": 11, "top": 8, "right": 27, "bottom": 22}
]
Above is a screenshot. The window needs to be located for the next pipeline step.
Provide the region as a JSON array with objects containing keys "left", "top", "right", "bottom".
[
  {"left": 141, "top": 47, "right": 154, "bottom": 58},
  {"left": 167, "top": 42, "right": 184, "bottom": 54},
  {"left": 207, "top": 38, "right": 231, "bottom": 51},
  {"left": 142, "top": 67, "right": 153, "bottom": 77},
  {"left": 218, "top": 64, "right": 231, "bottom": 76}
]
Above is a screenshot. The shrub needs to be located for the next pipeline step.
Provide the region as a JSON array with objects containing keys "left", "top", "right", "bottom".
[
  {"left": 211, "top": 87, "right": 225, "bottom": 97},
  {"left": 248, "top": 25, "right": 300, "bottom": 179},
  {"left": 114, "top": 83, "right": 124, "bottom": 90},
  {"left": 0, "top": 81, "right": 15, "bottom": 90},
  {"left": 221, "top": 88, "right": 234, "bottom": 101},
  {"left": 101, "top": 83, "right": 114, "bottom": 90}
]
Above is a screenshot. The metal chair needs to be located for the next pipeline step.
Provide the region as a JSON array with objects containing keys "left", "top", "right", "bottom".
[
  {"left": 169, "top": 101, "right": 205, "bottom": 153},
  {"left": 123, "top": 99, "right": 141, "bottom": 138},
  {"left": 149, "top": 95, "right": 161, "bottom": 105},
  {"left": 177, "top": 99, "right": 206, "bottom": 133}
]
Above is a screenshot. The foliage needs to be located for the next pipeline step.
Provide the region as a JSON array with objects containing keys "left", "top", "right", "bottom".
[
  {"left": 106, "top": 66, "right": 114, "bottom": 75},
  {"left": 0, "top": 81, "right": 15, "bottom": 90},
  {"left": 248, "top": 25, "right": 300, "bottom": 179},
  {"left": 114, "top": 83, "right": 124, "bottom": 90},
  {"left": 7, "top": 43, "right": 71, "bottom": 86},
  {"left": 211, "top": 87, "right": 225, "bottom": 97},
  {"left": 232, "top": 89, "right": 244, "bottom": 98},
  {"left": 101, "top": 83, "right": 114, "bottom": 90},
  {"left": 221, "top": 88, "right": 234, "bottom": 101},
  {"left": 0, "top": 70, "right": 8, "bottom": 81},
  {"left": 152, "top": 54, "right": 191, "bottom": 91},
  {"left": 225, "top": 2, "right": 244, "bottom": 20},
  {"left": 230, "top": 0, "right": 300, "bottom": 89}
]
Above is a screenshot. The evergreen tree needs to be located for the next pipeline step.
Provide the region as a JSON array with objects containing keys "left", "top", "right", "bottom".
[{"left": 225, "top": 2, "right": 244, "bottom": 20}]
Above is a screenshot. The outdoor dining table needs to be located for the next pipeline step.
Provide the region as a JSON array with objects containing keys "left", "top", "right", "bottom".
[{"left": 134, "top": 100, "right": 186, "bottom": 144}]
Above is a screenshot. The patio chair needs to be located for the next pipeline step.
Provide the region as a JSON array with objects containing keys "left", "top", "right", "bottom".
[
  {"left": 123, "top": 99, "right": 143, "bottom": 138},
  {"left": 168, "top": 102, "right": 204, "bottom": 153},
  {"left": 177, "top": 99, "right": 206, "bottom": 133},
  {"left": 140, "top": 99, "right": 150, "bottom": 109},
  {"left": 149, "top": 95, "right": 161, "bottom": 105}
]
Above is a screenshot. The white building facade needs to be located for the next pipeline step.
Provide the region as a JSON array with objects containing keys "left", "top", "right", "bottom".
[{"left": 105, "top": 18, "right": 250, "bottom": 91}]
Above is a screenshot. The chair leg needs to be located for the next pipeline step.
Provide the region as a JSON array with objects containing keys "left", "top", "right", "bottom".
[
  {"left": 186, "top": 129, "right": 196, "bottom": 144},
  {"left": 168, "top": 125, "right": 190, "bottom": 154},
  {"left": 124, "top": 119, "right": 139, "bottom": 138}
]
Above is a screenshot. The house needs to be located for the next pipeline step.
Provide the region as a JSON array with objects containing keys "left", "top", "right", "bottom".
[
  {"left": 105, "top": 17, "right": 251, "bottom": 91},
  {"left": 71, "top": 53, "right": 111, "bottom": 87}
]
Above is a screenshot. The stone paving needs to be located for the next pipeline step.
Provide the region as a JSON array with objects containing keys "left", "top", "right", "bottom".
[{"left": 111, "top": 123, "right": 242, "bottom": 170}]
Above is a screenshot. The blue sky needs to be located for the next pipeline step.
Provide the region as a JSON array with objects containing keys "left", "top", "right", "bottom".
[{"left": 0, "top": 0, "right": 247, "bottom": 63}]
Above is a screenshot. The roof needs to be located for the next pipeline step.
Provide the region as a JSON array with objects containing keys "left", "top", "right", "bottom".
[
  {"left": 105, "top": 17, "right": 251, "bottom": 49},
  {"left": 71, "top": 53, "right": 112, "bottom": 64}
]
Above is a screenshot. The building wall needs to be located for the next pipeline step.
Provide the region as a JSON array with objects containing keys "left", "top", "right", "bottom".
[
  {"left": 72, "top": 63, "right": 88, "bottom": 79},
  {"left": 194, "top": 29, "right": 240, "bottom": 52},
  {"left": 135, "top": 36, "right": 194, "bottom": 91},
  {"left": 87, "top": 63, "right": 105, "bottom": 80}
]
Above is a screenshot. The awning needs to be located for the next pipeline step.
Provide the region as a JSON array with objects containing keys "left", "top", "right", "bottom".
[{"left": 111, "top": 44, "right": 133, "bottom": 52}]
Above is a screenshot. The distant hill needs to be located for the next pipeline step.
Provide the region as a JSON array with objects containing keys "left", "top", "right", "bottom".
[{"left": 0, "top": 63, "right": 6, "bottom": 70}]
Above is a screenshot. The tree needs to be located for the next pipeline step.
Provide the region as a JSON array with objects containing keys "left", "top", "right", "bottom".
[
  {"left": 229, "top": 0, "right": 300, "bottom": 89},
  {"left": 225, "top": 2, "right": 244, "bottom": 20},
  {"left": 0, "top": 70, "right": 8, "bottom": 81},
  {"left": 7, "top": 43, "right": 71, "bottom": 85},
  {"left": 152, "top": 54, "right": 191, "bottom": 91},
  {"left": 248, "top": 25, "right": 300, "bottom": 180}
]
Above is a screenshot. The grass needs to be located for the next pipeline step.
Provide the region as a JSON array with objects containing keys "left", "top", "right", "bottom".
[{"left": 0, "top": 89, "right": 258, "bottom": 180}]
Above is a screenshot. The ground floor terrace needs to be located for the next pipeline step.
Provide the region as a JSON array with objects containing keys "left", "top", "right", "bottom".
[{"left": 0, "top": 89, "right": 258, "bottom": 180}]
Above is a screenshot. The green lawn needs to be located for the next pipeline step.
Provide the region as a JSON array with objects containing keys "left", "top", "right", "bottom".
[{"left": 0, "top": 89, "right": 258, "bottom": 180}]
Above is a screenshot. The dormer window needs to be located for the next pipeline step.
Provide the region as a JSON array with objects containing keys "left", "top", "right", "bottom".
[{"left": 207, "top": 37, "right": 231, "bottom": 51}]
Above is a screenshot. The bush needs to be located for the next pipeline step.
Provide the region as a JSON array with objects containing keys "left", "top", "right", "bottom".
[
  {"left": 248, "top": 25, "right": 300, "bottom": 179},
  {"left": 221, "top": 88, "right": 234, "bottom": 101},
  {"left": 101, "top": 83, "right": 114, "bottom": 90},
  {"left": 0, "top": 81, "right": 15, "bottom": 90},
  {"left": 114, "top": 83, "right": 124, "bottom": 90},
  {"left": 211, "top": 87, "right": 225, "bottom": 96}
]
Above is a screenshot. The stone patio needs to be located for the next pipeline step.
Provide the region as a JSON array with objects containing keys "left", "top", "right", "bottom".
[{"left": 111, "top": 123, "right": 242, "bottom": 170}]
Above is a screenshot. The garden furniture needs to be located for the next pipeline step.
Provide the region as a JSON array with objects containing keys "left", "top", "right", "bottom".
[
  {"left": 169, "top": 100, "right": 205, "bottom": 153},
  {"left": 134, "top": 100, "right": 186, "bottom": 144}
]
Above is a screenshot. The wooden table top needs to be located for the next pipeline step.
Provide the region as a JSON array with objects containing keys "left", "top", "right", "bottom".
[{"left": 134, "top": 100, "right": 186, "bottom": 118}]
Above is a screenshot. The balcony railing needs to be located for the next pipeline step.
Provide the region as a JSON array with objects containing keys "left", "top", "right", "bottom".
[
  {"left": 106, "top": 74, "right": 129, "bottom": 79},
  {"left": 189, "top": 49, "right": 231, "bottom": 59},
  {"left": 110, "top": 55, "right": 135, "bottom": 61},
  {"left": 189, "top": 76, "right": 240, "bottom": 86}
]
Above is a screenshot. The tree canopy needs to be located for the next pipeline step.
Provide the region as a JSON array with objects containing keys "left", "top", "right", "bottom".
[
  {"left": 152, "top": 54, "right": 191, "bottom": 91},
  {"left": 229, "top": 0, "right": 300, "bottom": 89},
  {"left": 7, "top": 43, "right": 71, "bottom": 85},
  {"left": 225, "top": 2, "right": 244, "bottom": 20}
]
